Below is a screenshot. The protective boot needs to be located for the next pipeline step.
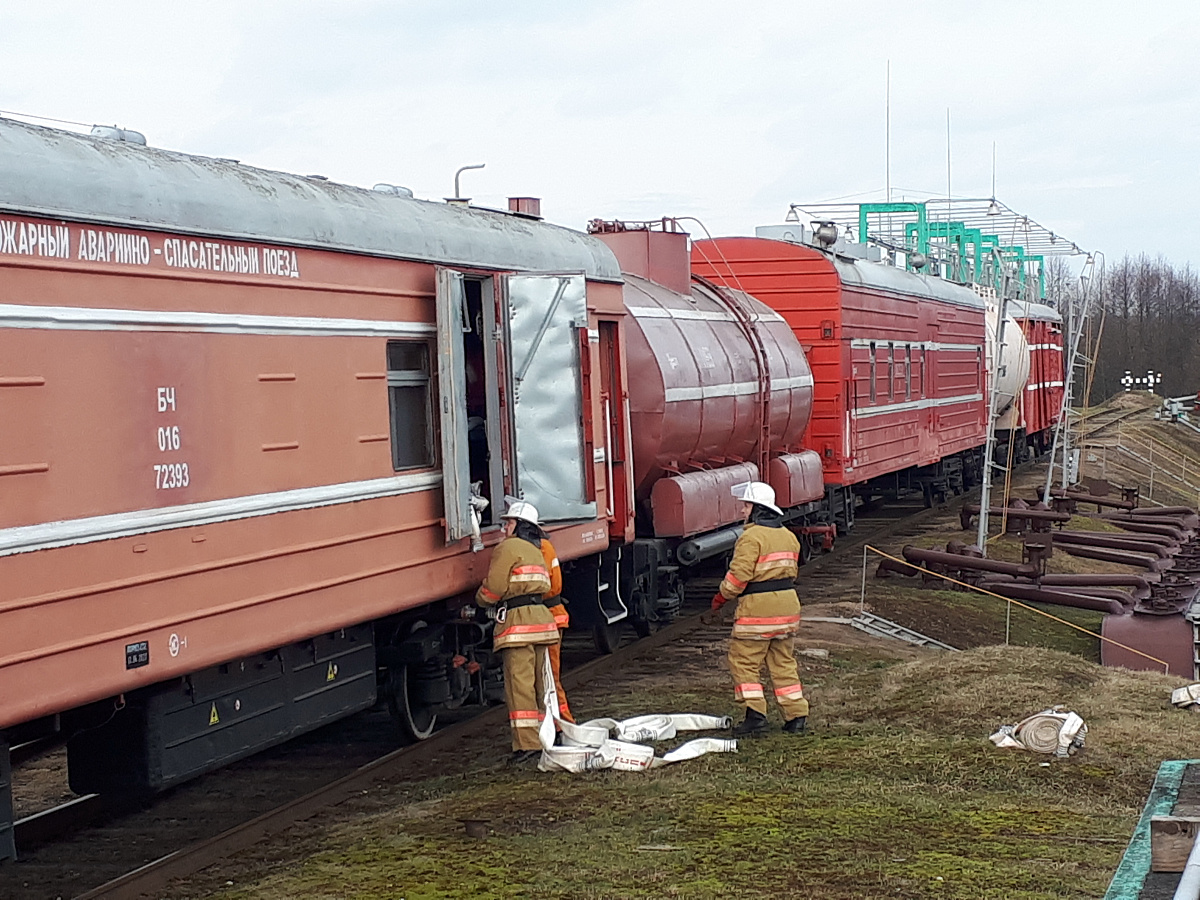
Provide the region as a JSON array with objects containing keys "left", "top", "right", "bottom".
[
  {"left": 783, "top": 716, "right": 807, "bottom": 734},
  {"left": 510, "top": 749, "right": 541, "bottom": 765},
  {"left": 733, "top": 708, "right": 769, "bottom": 737}
]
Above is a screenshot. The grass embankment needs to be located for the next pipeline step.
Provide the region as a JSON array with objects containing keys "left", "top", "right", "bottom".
[{"left": 205, "top": 643, "right": 1200, "bottom": 900}]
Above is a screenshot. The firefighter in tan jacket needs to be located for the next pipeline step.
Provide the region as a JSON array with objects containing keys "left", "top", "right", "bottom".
[
  {"left": 711, "top": 482, "right": 810, "bottom": 737},
  {"left": 475, "top": 501, "right": 560, "bottom": 761},
  {"left": 539, "top": 534, "right": 575, "bottom": 723}
]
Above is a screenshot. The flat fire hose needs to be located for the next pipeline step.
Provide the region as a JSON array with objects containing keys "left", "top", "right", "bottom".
[{"left": 535, "top": 654, "right": 737, "bottom": 773}]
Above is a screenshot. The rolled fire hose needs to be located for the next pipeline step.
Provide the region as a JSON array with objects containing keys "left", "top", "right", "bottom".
[
  {"left": 989, "top": 707, "right": 1086, "bottom": 757},
  {"left": 535, "top": 655, "right": 737, "bottom": 773}
]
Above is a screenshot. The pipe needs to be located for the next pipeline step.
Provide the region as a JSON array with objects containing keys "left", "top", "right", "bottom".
[
  {"left": 1102, "top": 512, "right": 1196, "bottom": 530},
  {"left": 1056, "top": 544, "right": 1171, "bottom": 572},
  {"left": 962, "top": 504, "right": 1072, "bottom": 522},
  {"left": 975, "top": 581, "right": 1127, "bottom": 614},
  {"left": 1102, "top": 520, "right": 1189, "bottom": 541},
  {"left": 1039, "top": 573, "right": 1158, "bottom": 590},
  {"left": 902, "top": 545, "right": 1038, "bottom": 578},
  {"left": 1050, "top": 489, "right": 1136, "bottom": 510},
  {"left": 1050, "top": 532, "right": 1177, "bottom": 558},
  {"left": 1133, "top": 506, "right": 1200, "bottom": 517},
  {"left": 1051, "top": 530, "right": 1179, "bottom": 547},
  {"left": 676, "top": 526, "right": 743, "bottom": 566}
]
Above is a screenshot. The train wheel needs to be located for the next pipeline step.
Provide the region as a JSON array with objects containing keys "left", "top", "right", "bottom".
[
  {"left": 386, "top": 664, "right": 438, "bottom": 743},
  {"left": 799, "top": 535, "right": 814, "bottom": 566},
  {"left": 593, "top": 619, "right": 625, "bottom": 654}
]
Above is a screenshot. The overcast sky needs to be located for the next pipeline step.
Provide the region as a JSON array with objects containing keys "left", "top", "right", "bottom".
[{"left": 3, "top": 1, "right": 1197, "bottom": 268}]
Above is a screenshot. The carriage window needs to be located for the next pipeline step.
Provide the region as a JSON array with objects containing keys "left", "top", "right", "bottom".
[
  {"left": 905, "top": 345, "right": 912, "bottom": 400},
  {"left": 387, "top": 341, "right": 434, "bottom": 470},
  {"left": 919, "top": 346, "right": 927, "bottom": 398},
  {"left": 887, "top": 343, "right": 895, "bottom": 400},
  {"left": 868, "top": 342, "right": 877, "bottom": 403}
]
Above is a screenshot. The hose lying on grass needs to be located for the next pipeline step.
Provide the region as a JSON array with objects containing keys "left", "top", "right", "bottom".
[{"left": 535, "top": 655, "right": 738, "bottom": 773}]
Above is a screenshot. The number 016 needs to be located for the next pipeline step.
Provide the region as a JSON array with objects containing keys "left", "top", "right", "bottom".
[{"left": 157, "top": 426, "right": 181, "bottom": 452}]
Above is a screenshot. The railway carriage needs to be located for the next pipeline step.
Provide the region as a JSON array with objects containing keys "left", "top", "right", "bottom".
[
  {"left": 0, "top": 118, "right": 635, "bottom": 852},
  {"left": 691, "top": 233, "right": 992, "bottom": 524}
]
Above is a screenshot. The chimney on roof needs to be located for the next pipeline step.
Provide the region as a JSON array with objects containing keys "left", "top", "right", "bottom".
[{"left": 508, "top": 197, "right": 542, "bottom": 219}]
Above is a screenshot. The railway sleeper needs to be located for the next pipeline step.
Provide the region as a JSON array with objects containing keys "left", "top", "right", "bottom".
[{"left": 67, "top": 624, "right": 376, "bottom": 799}]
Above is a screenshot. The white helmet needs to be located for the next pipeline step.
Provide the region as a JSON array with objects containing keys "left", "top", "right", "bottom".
[
  {"left": 732, "top": 481, "right": 782, "bottom": 515},
  {"left": 501, "top": 499, "right": 540, "bottom": 525}
]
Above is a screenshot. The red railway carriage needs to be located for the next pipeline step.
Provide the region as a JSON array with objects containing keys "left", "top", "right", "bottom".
[
  {"left": 691, "top": 236, "right": 988, "bottom": 521},
  {"left": 0, "top": 119, "right": 632, "bottom": 834},
  {"left": 1011, "top": 300, "right": 1065, "bottom": 455}
]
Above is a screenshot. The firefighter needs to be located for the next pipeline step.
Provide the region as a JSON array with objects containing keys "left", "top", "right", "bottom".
[
  {"left": 539, "top": 530, "right": 575, "bottom": 723},
  {"left": 709, "top": 481, "right": 809, "bottom": 736},
  {"left": 475, "top": 500, "right": 560, "bottom": 762}
]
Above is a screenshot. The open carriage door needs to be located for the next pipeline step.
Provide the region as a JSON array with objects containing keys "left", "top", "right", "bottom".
[
  {"left": 435, "top": 268, "right": 473, "bottom": 542},
  {"left": 504, "top": 273, "right": 596, "bottom": 522}
]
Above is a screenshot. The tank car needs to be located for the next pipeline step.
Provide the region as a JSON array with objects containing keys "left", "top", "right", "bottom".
[
  {"left": 1009, "top": 300, "right": 1065, "bottom": 457},
  {"left": 568, "top": 221, "right": 826, "bottom": 650}
]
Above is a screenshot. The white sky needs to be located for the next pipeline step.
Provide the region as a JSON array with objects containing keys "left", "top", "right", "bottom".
[{"left": 3, "top": 1, "right": 1198, "bottom": 266}]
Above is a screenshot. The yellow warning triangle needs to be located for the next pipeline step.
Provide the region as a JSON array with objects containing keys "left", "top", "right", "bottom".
[
  {"left": 209, "top": 703, "right": 220, "bottom": 726},
  {"left": 326, "top": 662, "right": 336, "bottom": 682}
]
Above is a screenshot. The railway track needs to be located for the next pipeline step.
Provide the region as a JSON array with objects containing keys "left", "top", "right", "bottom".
[
  {"left": 1075, "top": 404, "right": 1151, "bottom": 443},
  {"left": 4, "top": 487, "right": 984, "bottom": 900}
]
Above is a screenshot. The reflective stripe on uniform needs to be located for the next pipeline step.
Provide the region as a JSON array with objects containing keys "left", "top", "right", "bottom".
[
  {"left": 479, "top": 586, "right": 501, "bottom": 602},
  {"left": 494, "top": 622, "right": 560, "bottom": 650},
  {"left": 723, "top": 572, "right": 747, "bottom": 589},
  {"left": 739, "top": 615, "right": 802, "bottom": 625},
  {"left": 734, "top": 682, "right": 765, "bottom": 700},
  {"left": 775, "top": 683, "right": 805, "bottom": 698},
  {"left": 510, "top": 710, "right": 541, "bottom": 728},
  {"left": 757, "top": 551, "right": 799, "bottom": 564},
  {"left": 511, "top": 564, "right": 550, "bottom": 584},
  {"left": 732, "top": 614, "right": 802, "bottom": 639},
  {"left": 498, "top": 623, "right": 560, "bottom": 637}
]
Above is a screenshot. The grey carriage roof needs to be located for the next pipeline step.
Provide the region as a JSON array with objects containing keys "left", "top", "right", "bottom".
[
  {"left": 832, "top": 254, "right": 986, "bottom": 311},
  {"left": 0, "top": 118, "right": 622, "bottom": 282},
  {"left": 1007, "top": 299, "right": 1063, "bottom": 322}
]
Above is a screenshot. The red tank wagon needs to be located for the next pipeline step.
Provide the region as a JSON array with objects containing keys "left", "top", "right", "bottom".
[
  {"left": 692, "top": 235, "right": 989, "bottom": 526},
  {"left": 1011, "top": 300, "right": 1065, "bottom": 456},
  {"left": 572, "top": 221, "right": 825, "bottom": 650},
  {"left": 0, "top": 119, "right": 631, "bottom": 840}
]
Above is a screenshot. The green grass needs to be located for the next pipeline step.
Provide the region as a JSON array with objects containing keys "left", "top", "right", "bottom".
[{"left": 199, "top": 647, "right": 1200, "bottom": 900}]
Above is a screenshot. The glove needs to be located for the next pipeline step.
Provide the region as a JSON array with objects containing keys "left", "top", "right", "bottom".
[{"left": 711, "top": 592, "right": 727, "bottom": 611}]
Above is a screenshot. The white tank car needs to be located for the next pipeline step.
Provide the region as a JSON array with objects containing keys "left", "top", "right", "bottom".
[{"left": 985, "top": 301, "right": 1031, "bottom": 431}]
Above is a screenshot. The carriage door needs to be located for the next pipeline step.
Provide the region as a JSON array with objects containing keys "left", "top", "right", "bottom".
[
  {"left": 435, "top": 268, "right": 473, "bottom": 542},
  {"left": 503, "top": 273, "right": 596, "bottom": 522}
]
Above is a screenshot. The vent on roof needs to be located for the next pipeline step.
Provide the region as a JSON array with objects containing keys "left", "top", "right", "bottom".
[
  {"left": 90, "top": 125, "right": 147, "bottom": 146},
  {"left": 372, "top": 183, "right": 415, "bottom": 198}
]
